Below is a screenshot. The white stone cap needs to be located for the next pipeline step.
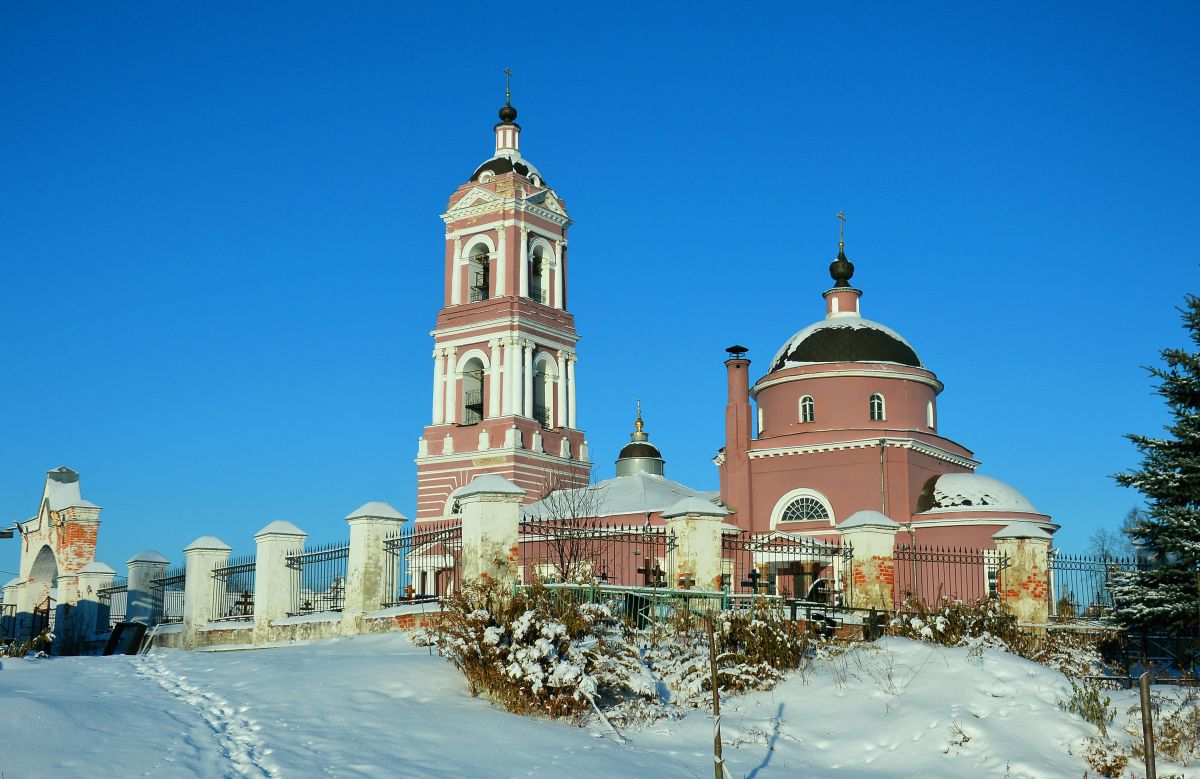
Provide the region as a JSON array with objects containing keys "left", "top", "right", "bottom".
[
  {"left": 184, "top": 535, "right": 232, "bottom": 553},
  {"left": 451, "top": 474, "right": 525, "bottom": 499},
  {"left": 992, "top": 521, "right": 1052, "bottom": 540},
  {"left": 255, "top": 520, "right": 306, "bottom": 538},
  {"left": 838, "top": 510, "right": 901, "bottom": 530},
  {"left": 4, "top": 576, "right": 20, "bottom": 589},
  {"left": 127, "top": 549, "right": 170, "bottom": 565},
  {"left": 661, "top": 497, "right": 731, "bottom": 519},
  {"left": 78, "top": 561, "right": 116, "bottom": 575},
  {"left": 346, "top": 501, "right": 407, "bottom": 521}
]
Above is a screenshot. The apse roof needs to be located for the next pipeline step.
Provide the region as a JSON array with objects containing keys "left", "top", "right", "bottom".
[
  {"left": 470, "top": 153, "right": 544, "bottom": 185},
  {"left": 522, "top": 472, "right": 719, "bottom": 520},
  {"left": 769, "top": 315, "right": 922, "bottom": 372},
  {"left": 915, "top": 473, "right": 1039, "bottom": 515}
]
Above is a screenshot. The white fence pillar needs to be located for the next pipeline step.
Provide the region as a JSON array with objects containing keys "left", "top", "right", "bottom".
[
  {"left": 663, "top": 497, "right": 728, "bottom": 591},
  {"left": 343, "top": 502, "right": 407, "bottom": 628},
  {"left": 126, "top": 550, "right": 169, "bottom": 625},
  {"left": 455, "top": 475, "right": 524, "bottom": 586},
  {"left": 75, "top": 561, "right": 116, "bottom": 640},
  {"left": 993, "top": 522, "right": 1052, "bottom": 626},
  {"left": 183, "top": 536, "right": 231, "bottom": 649},
  {"left": 253, "top": 521, "right": 307, "bottom": 644},
  {"left": 836, "top": 511, "right": 900, "bottom": 611}
]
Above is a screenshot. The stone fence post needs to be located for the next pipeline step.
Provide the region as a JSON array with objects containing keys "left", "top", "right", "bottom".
[
  {"left": 455, "top": 475, "right": 524, "bottom": 586},
  {"left": 343, "top": 502, "right": 407, "bottom": 630},
  {"left": 126, "top": 550, "right": 169, "bottom": 625},
  {"left": 253, "top": 521, "right": 307, "bottom": 644},
  {"left": 993, "top": 522, "right": 1052, "bottom": 626},
  {"left": 1, "top": 577, "right": 19, "bottom": 637},
  {"left": 837, "top": 511, "right": 900, "bottom": 611},
  {"left": 75, "top": 561, "right": 116, "bottom": 639},
  {"left": 183, "top": 536, "right": 231, "bottom": 649},
  {"left": 662, "top": 497, "right": 730, "bottom": 592}
]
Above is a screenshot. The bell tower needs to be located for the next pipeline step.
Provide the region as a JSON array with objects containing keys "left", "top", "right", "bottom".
[{"left": 415, "top": 87, "right": 591, "bottom": 520}]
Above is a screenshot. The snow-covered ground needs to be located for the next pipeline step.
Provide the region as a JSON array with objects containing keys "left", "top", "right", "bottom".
[{"left": 0, "top": 634, "right": 1192, "bottom": 778}]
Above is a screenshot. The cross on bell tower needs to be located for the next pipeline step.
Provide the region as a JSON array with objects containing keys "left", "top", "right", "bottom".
[{"left": 414, "top": 82, "right": 592, "bottom": 520}]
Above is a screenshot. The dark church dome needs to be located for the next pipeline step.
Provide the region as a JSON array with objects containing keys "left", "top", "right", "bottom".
[
  {"left": 618, "top": 441, "right": 662, "bottom": 460},
  {"left": 769, "top": 317, "right": 923, "bottom": 372}
]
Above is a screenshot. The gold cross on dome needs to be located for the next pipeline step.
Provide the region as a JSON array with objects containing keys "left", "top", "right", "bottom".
[
  {"left": 837, "top": 210, "right": 846, "bottom": 248},
  {"left": 503, "top": 67, "right": 512, "bottom": 103}
]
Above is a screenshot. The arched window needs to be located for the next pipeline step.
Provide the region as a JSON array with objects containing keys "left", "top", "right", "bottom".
[
  {"left": 468, "top": 246, "right": 490, "bottom": 302},
  {"left": 780, "top": 496, "right": 830, "bottom": 523},
  {"left": 800, "top": 395, "right": 815, "bottom": 423},
  {"left": 869, "top": 393, "right": 886, "bottom": 421},
  {"left": 460, "top": 357, "right": 486, "bottom": 424},
  {"left": 927, "top": 400, "right": 935, "bottom": 429},
  {"left": 529, "top": 245, "right": 546, "bottom": 303},
  {"left": 532, "top": 356, "right": 554, "bottom": 428},
  {"left": 757, "top": 407, "right": 764, "bottom": 435}
]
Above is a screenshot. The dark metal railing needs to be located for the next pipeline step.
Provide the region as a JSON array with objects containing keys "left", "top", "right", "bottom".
[
  {"left": 463, "top": 389, "right": 484, "bottom": 425},
  {"left": 1048, "top": 552, "right": 1136, "bottom": 622},
  {"left": 532, "top": 403, "right": 550, "bottom": 428},
  {"left": 893, "top": 546, "right": 1007, "bottom": 607},
  {"left": 383, "top": 520, "right": 463, "bottom": 606},
  {"left": 519, "top": 518, "right": 677, "bottom": 588},
  {"left": 721, "top": 532, "right": 852, "bottom": 610},
  {"left": 211, "top": 555, "right": 256, "bottom": 622},
  {"left": 150, "top": 565, "right": 186, "bottom": 624},
  {"left": 97, "top": 576, "right": 129, "bottom": 629},
  {"left": 287, "top": 540, "right": 350, "bottom": 615},
  {"left": 529, "top": 285, "right": 546, "bottom": 304}
]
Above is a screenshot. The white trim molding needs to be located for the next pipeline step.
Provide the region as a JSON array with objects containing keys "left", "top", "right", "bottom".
[{"left": 748, "top": 436, "right": 980, "bottom": 470}]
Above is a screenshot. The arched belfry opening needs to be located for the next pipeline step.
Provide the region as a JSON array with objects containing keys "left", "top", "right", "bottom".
[
  {"left": 533, "top": 356, "right": 555, "bottom": 428},
  {"left": 530, "top": 244, "right": 546, "bottom": 303},
  {"left": 460, "top": 356, "right": 486, "bottom": 424},
  {"left": 468, "top": 245, "right": 490, "bottom": 302}
]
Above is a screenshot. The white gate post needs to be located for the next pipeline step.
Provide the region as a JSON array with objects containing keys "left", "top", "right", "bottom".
[
  {"left": 662, "top": 497, "right": 730, "bottom": 591},
  {"left": 837, "top": 511, "right": 900, "bottom": 611},
  {"left": 993, "top": 522, "right": 1052, "bottom": 627},
  {"left": 343, "top": 502, "right": 407, "bottom": 631},
  {"left": 455, "top": 475, "right": 524, "bottom": 586},
  {"left": 75, "top": 561, "right": 116, "bottom": 641},
  {"left": 253, "top": 521, "right": 307, "bottom": 645},
  {"left": 183, "top": 536, "right": 231, "bottom": 649},
  {"left": 126, "top": 550, "right": 170, "bottom": 625}
]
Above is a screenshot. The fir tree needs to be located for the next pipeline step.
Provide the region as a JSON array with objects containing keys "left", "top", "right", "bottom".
[{"left": 1110, "top": 294, "right": 1200, "bottom": 635}]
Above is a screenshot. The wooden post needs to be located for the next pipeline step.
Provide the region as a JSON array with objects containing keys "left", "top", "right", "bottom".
[
  {"left": 1139, "top": 671, "right": 1156, "bottom": 779},
  {"left": 708, "top": 615, "right": 725, "bottom": 779}
]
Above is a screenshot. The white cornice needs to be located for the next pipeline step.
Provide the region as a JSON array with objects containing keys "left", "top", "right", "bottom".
[
  {"left": 751, "top": 367, "right": 944, "bottom": 398},
  {"left": 415, "top": 447, "right": 588, "bottom": 468},
  {"left": 747, "top": 436, "right": 979, "bottom": 469},
  {"left": 441, "top": 198, "right": 571, "bottom": 229},
  {"left": 431, "top": 317, "right": 580, "bottom": 347}
]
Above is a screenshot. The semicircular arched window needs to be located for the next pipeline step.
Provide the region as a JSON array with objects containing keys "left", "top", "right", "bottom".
[{"left": 781, "top": 496, "right": 830, "bottom": 523}]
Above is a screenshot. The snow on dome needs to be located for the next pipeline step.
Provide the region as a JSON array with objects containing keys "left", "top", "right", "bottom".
[
  {"left": 769, "top": 315, "right": 922, "bottom": 372},
  {"left": 471, "top": 152, "right": 544, "bottom": 185},
  {"left": 916, "top": 473, "right": 1038, "bottom": 515}
]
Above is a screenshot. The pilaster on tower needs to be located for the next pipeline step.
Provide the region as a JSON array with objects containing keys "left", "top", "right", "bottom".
[{"left": 415, "top": 93, "right": 591, "bottom": 521}]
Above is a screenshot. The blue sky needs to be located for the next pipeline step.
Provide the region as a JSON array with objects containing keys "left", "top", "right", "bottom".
[{"left": 2, "top": 2, "right": 1198, "bottom": 578}]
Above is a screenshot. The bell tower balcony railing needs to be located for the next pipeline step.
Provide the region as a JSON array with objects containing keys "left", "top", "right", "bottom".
[
  {"left": 463, "top": 390, "right": 484, "bottom": 425},
  {"left": 532, "top": 403, "right": 550, "bottom": 429}
]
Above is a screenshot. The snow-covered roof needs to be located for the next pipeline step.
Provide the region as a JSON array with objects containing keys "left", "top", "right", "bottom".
[
  {"left": 255, "top": 520, "right": 306, "bottom": 538},
  {"left": 184, "top": 535, "right": 232, "bottom": 552},
  {"left": 915, "top": 473, "right": 1039, "bottom": 515},
  {"left": 452, "top": 474, "right": 525, "bottom": 499},
  {"left": 769, "top": 314, "right": 922, "bottom": 372},
  {"left": 661, "top": 497, "right": 731, "bottom": 519},
  {"left": 839, "top": 510, "right": 900, "bottom": 529},
  {"left": 79, "top": 561, "right": 115, "bottom": 575},
  {"left": 127, "top": 549, "right": 170, "bottom": 565},
  {"left": 346, "top": 501, "right": 407, "bottom": 521},
  {"left": 42, "top": 466, "right": 100, "bottom": 511},
  {"left": 992, "top": 522, "right": 1052, "bottom": 540},
  {"left": 523, "top": 472, "right": 718, "bottom": 520}
]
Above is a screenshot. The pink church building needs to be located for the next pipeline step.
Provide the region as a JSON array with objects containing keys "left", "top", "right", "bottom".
[{"left": 415, "top": 93, "right": 1053, "bottom": 552}]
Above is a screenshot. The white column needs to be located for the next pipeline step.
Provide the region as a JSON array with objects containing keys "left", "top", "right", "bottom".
[
  {"left": 432, "top": 349, "right": 445, "bottom": 424},
  {"left": 522, "top": 341, "right": 534, "bottom": 417},
  {"left": 450, "top": 236, "right": 462, "bottom": 305},
  {"left": 343, "top": 502, "right": 406, "bottom": 626},
  {"left": 518, "top": 227, "right": 529, "bottom": 298},
  {"left": 253, "top": 520, "right": 307, "bottom": 645},
  {"left": 507, "top": 338, "right": 522, "bottom": 415},
  {"left": 487, "top": 339, "right": 502, "bottom": 418},
  {"left": 495, "top": 225, "right": 507, "bottom": 295},
  {"left": 553, "top": 241, "right": 564, "bottom": 310},
  {"left": 556, "top": 350, "right": 568, "bottom": 428},
  {"left": 183, "top": 536, "right": 232, "bottom": 649},
  {"left": 443, "top": 349, "right": 458, "bottom": 425},
  {"left": 455, "top": 475, "right": 525, "bottom": 586},
  {"left": 126, "top": 550, "right": 169, "bottom": 625},
  {"left": 567, "top": 354, "right": 577, "bottom": 429}
]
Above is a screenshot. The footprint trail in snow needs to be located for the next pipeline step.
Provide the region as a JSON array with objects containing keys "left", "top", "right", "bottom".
[{"left": 136, "top": 652, "right": 279, "bottom": 777}]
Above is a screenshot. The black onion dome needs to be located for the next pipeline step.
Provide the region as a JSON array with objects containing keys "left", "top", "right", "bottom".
[
  {"left": 769, "top": 318, "right": 922, "bottom": 372},
  {"left": 470, "top": 156, "right": 545, "bottom": 185},
  {"left": 499, "top": 103, "right": 518, "bottom": 123},
  {"left": 829, "top": 247, "right": 855, "bottom": 288},
  {"left": 618, "top": 441, "right": 662, "bottom": 459}
]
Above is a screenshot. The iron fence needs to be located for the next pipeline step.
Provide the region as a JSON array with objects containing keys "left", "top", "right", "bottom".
[
  {"left": 1048, "top": 552, "right": 1136, "bottom": 622},
  {"left": 287, "top": 540, "right": 350, "bottom": 615},
  {"left": 518, "top": 518, "right": 676, "bottom": 588},
  {"left": 892, "top": 546, "right": 1007, "bottom": 607},
  {"left": 97, "top": 575, "right": 129, "bottom": 629},
  {"left": 383, "top": 520, "right": 462, "bottom": 606},
  {"left": 722, "top": 531, "right": 852, "bottom": 606},
  {"left": 150, "top": 565, "right": 186, "bottom": 624},
  {"left": 211, "top": 555, "right": 256, "bottom": 622}
]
